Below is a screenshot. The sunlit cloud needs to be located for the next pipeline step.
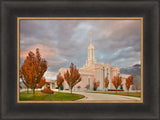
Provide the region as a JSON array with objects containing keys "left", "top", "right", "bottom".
[
  {"left": 20, "top": 19, "right": 141, "bottom": 79},
  {"left": 20, "top": 44, "right": 56, "bottom": 60}
]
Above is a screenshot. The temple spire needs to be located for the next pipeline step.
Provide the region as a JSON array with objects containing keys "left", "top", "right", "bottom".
[
  {"left": 90, "top": 32, "right": 92, "bottom": 44},
  {"left": 84, "top": 32, "right": 97, "bottom": 67}
]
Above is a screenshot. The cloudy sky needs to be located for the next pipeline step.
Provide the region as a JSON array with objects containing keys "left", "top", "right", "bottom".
[{"left": 20, "top": 19, "right": 141, "bottom": 79}]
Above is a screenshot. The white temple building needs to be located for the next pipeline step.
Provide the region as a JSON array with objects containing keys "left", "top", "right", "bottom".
[{"left": 59, "top": 32, "right": 131, "bottom": 91}]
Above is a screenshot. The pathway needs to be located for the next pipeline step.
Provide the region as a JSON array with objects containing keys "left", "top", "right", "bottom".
[{"left": 72, "top": 91, "right": 141, "bottom": 101}]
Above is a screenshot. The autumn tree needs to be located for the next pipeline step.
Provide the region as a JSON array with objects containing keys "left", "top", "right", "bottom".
[
  {"left": 20, "top": 48, "right": 47, "bottom": 95},
  {"left": 64, "top": 63, "right": 81, "bottom": 94},
  {"left": 56, "top": 73, "right": 64, "bottom": 91},
  {"left": 93, "top": 80, "right": 100, "bottom": 91},
  {"left": 104, "top": 77, "right": 109, "bottom": 92},
  {"left": 112, "top": 74, "right": 122, "bottom": 92},
  {"left": 36, "top": 77, "right": 46, "bottom": 89},
  {"left": 125, "top": 75, "right": 133, "bottom": 93},
  {"left": 20, "top": 70, "right": 30, "bottom": 93}
]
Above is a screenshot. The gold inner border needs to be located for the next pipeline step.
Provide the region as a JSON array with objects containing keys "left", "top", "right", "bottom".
[{"left": 17, "top": 17, "right": 143, "bottom": 103}]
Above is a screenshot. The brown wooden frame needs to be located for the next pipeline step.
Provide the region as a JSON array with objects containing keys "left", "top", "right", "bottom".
[{"left": 1, "top": 0, "right": 159, "bottom": 119}]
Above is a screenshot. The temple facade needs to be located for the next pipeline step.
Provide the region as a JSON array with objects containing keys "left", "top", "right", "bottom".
[{"left": 59, "top": 33, "right": 131, "bottom": 91}]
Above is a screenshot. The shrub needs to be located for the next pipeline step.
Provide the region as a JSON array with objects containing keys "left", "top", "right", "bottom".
[
  {"left": 93, "top": 80, "right": 100, "bottom": 91},
  {"left": 77, "top": 85, "right": 81, "bottom": 89},
  {"left": 120, "top": 84, "right": 123, "bottom": 90},
  {"left": 41, "top": 88, "right": 54, "bottom": 94},
  {"left": 85, "top": 85, "right": 90, "bottom": 90}
]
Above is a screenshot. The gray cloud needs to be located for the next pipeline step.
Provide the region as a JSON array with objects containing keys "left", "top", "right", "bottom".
[{"left": 20, "top": 19, "right": 141, "bottom": 79}]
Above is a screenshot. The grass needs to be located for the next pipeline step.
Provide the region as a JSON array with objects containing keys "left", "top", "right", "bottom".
[
  {"left": 20, "top": 91, "right": 85, "bottom": 101},
  {"left": 90, "top": 91, "right": 141, "bottom": 98}
]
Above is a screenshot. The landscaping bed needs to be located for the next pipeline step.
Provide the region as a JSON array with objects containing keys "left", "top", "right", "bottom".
[{"left": 20, "top": 91, "right": 85, "bottom": 101}]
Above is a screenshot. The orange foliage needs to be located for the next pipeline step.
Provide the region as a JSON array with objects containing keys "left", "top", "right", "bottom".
[
  {"left": 20, "top": 48, "right": 47, "bottom": 95},
  {"left": 64, "top": 63, "right": 81, "bottom": 93},
  {"left": 56, "top": 73, "right": 64, "bottom": 89},
  {"left": 125, "top": 75, "right": 133, "bottom": 91},
  {"left": 93, "top": 80, "right": 100, "bottom": 91},
  {"left": 112, "top": 74, "right": 122, "bottom": 90},
  {"left": 36, "top": 77, "right": 46, "bottom": 88},
  {"left": 104, "top": 77, "right": 109, "bottom": 89}
]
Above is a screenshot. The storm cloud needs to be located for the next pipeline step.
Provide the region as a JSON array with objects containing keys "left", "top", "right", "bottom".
[{"left": 20, "top": 19, "right": 141, "bottom": 79}]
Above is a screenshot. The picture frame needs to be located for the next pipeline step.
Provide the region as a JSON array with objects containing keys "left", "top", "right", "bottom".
[{"left": 1, "top": 0, "right": 159, "bottom": 119}]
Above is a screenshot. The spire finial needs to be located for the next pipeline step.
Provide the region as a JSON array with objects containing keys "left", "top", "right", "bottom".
[{"left": 90, "top": 32, "right": 92, "bottom": 44}]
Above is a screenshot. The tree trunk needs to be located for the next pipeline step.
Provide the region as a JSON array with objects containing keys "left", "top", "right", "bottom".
[
  {"left": 70, "top": 88, "right": 72, "bottom": 94},
  {"left": 33, "top": 88, "right": 35, "bottom": 96},
  {"left": 27, "top": 88, "right": 29, "bottom": 94}
]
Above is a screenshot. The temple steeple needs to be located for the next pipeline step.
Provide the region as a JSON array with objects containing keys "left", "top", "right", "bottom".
[
  {"left": 84, "top": 32, "right": 97, "bottom": 67},
  {"left": 90, "top": 32, "right": 92, "bottom": 44}
]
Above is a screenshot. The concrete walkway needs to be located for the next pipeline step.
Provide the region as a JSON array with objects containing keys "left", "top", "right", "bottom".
[{"left": 71, "top": 91, "right": 141, "bottom": 101}]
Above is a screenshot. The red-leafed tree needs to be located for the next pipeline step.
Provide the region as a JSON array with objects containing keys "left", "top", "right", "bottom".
[
  {"left": 125, "top": 75, "right": 133, "bottom": 92},
  {"left": 77, "top": 85, "right": 81, "bottom": 91},
  {"left": 36, "top": 77, "right": 46, "bottom": 88},
  {"left": 56, "top": 73, "right": 64, "bottom": 91},
  {"left": 20, "top": 68, "right": 30, "bottom": 94},
  {"left": 85, "top": 85, "right": 90, "bottom": 90},
  {"left": 112, "top": 74, "right": 122, "bottom": 92},
  {"left": 104, "top": 77, "right": 109, "bottom": 92},
  {"left": 93, "top": 80, "right": 100, "bottom": 91},
  {"left": 20, "top": 48, "right": 47, "bottom": 95},
  {"left": 64, "top": 63, "right": 81, "bottom": 94}
]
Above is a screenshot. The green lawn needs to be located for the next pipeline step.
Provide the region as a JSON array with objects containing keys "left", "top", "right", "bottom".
[
  {"left": 90, "top": 91, "right": 141, "bottom": 98},
  {"left": 20, "top": 91, "right": 85, "bottom": 101}
]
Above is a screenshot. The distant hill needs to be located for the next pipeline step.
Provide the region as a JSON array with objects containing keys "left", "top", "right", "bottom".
[
  {"left": 120, "top": 64, "right": 141, "bottom": 90},
  {"left": 120, "top": 64, "right": 141, "bottom": 76}
]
